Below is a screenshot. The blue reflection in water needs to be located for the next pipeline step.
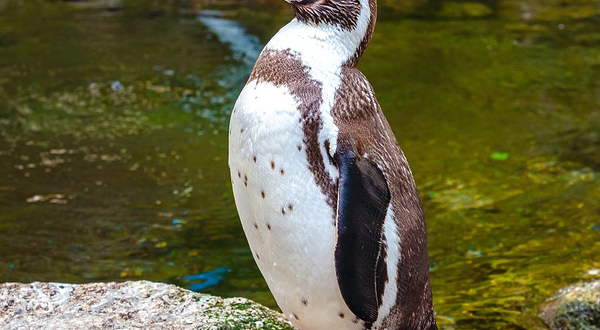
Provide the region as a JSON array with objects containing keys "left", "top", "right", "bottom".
[{"left": 183, "top": 267, "right": 230, "bottom": 291}]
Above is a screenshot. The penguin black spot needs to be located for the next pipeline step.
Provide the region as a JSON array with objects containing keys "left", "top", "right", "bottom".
[
  {"left": 293, "top": 313, "right": 299, "bottom": 320},
  {"left": 297, "top": 145, "right": 302, "bottom": 151},
  {"left": 280, "top": 169, "right": 285, "bottom": 175},
  {"left": 241, "top": 128, "right": 245, "bottom": 133},
  {"left": 253, "top": 156, "right": 257, "bottom": 163},
  {"left": 261, "top": 191, "right": 266, "bottom": 198},
  {"left": 288, "top": 204, "right": 294, "bottom": 211},
  {"left": 352, "top": 317, "right": 359, "bottom": 324},
  {"left": 301, "top": 298, "right": 308, "bottom": 306},
  {"left": 338, "top": 312, "right": 345, "bottom": 319},
  {"left": 238, "top": 172, "right": 241, "bottom": 178},
  {"left": 256, "top": 253, "right": 260, "bottom": 259},
  {"left": 281, "top": 208, "right": 286, "bottom": 215},
  {"left": 267, "top": 223, "right": 272, "bottom": 230},
  {"left": 271, "top": 161, "right": 276, "bottom": 169},
  {"left": 254, "top": 223, "right": 258, "bottom": 229}
]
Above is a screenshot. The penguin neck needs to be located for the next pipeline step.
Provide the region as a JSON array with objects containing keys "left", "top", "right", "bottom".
[{"left": 266, "top": 0, "right": 376, "bottom": 71}]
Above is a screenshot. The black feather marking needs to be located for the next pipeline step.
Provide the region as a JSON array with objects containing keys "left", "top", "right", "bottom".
[{"left": 334, "top": 146, "right": 391, "bottom": 325}]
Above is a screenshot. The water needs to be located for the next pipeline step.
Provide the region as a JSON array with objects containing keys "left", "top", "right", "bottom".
[{"left": 0, "top": 0, "right": 599, "bottom": 328}]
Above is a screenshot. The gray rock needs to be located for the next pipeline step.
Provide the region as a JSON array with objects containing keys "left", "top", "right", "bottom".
[
  {"left": 0, "top": 281, "right": 294, "bottom": 330},
  {"left": 539, "top": 280, "right": 600, "bottom": 330}
]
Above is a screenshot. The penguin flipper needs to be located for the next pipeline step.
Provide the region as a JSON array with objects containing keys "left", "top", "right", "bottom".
[{"left": 334, "top": 145, "right": 391, "bottom": 325}]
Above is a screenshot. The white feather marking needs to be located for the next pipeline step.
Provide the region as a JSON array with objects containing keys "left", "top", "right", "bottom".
[
  {"left": 375, "top": 204, "right": 401, "bottom": 327},
  {"left": 265, "top": 0, "right": 371, "bottom": 73}
]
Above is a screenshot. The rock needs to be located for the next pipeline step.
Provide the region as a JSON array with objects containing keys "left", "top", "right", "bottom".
[
  {"left": 539, "top": 280, "right": 600, "bottom": 330},
  {"left": 0, "top": 281, "right": 294, "bottom": 330}
]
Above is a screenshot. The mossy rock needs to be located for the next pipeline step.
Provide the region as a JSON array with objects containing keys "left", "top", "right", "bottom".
[
  {"left": 539, "top": 280, "right": 600, "bottom": 330},
  {"left": 0, "top": 281, "right": 295, "bottom": 330}
]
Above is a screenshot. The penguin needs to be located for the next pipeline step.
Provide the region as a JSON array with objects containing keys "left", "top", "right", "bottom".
[{"left": 228, "top": 0, "right": 437, "bottom": 329}]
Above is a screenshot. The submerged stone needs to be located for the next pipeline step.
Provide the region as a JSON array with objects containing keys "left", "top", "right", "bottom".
[
  {"left": 0, "top": 281, "right": 294, "bottom": 330},
  {"left": 539, "top": 280, "right": 600, "bottom": 330}
]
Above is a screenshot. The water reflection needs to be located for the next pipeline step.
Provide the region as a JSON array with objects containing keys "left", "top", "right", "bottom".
[
  {"left": 0, "top": 0, "right": 598, "bottom": 329},
  {"left": 198, "top": 10, "right": 263, "bottom": 69}
]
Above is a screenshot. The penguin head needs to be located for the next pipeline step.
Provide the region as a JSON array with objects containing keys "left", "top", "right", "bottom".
[{"left": 284, "top": 0, "right": 369, "bottom": 30}]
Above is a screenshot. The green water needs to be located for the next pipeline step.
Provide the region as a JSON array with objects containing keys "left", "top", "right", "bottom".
[{"left": 0, "top": 0, "right": 599, "bottom": 328}]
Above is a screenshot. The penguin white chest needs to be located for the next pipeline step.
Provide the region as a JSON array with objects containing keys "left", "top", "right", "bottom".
[{"left": 228, "top": 80, "right": 361, "bottom": 330}]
